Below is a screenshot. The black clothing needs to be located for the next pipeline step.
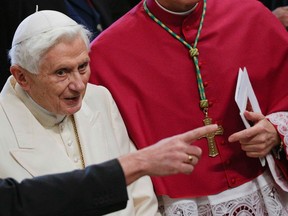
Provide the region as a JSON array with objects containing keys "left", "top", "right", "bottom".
[{"left": 0, "top": 159, "right": 128, "bottom": 216}]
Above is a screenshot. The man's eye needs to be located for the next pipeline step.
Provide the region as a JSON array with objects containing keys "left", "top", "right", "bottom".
[
  {"left": 79, "top": 63, "right": 88, "bottom": 73},
  {"left": 56, "top": 70, "right": 67, "bottom": 76}
]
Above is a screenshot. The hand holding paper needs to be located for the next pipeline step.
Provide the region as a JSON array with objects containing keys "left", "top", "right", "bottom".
[
  {"left": 234, "top": 67, "right": 266, "bottom": 166},
  {"left": 235, "top": 67, "right": 261, "bottom": 127}
]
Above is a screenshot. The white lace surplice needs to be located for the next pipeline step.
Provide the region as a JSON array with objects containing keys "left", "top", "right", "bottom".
[{"left": 159, "top": 112, "right": 288, "bottom": 216}]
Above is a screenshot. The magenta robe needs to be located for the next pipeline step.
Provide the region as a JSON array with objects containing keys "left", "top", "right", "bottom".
[{"left": 89, "top": 0, "right": 288, "bottom": 197}]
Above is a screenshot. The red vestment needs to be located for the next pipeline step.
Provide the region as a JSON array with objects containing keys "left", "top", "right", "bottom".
[{"left": 89, "top": 0, "right": 288, "bottom": 198}]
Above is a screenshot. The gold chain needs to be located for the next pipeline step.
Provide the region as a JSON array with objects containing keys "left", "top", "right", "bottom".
[{"left": 71, "top": 115, "right": 85, "bottom": 168}]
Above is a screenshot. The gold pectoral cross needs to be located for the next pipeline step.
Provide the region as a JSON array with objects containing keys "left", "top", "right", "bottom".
[{"left": 199, "top": 114, "right": 224, "bottom": 157}]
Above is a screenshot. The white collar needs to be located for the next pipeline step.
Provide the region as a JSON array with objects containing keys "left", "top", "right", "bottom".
[
  {"left": 154, "top": 0, "right": 198, "bottom": 15},
  {"left": 15, "top": 83, "right": 66, "bottom": 128}
]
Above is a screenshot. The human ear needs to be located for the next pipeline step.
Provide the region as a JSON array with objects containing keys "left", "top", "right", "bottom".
[{"left": 10, "top": 65, "right": 31, "bottom": 91}]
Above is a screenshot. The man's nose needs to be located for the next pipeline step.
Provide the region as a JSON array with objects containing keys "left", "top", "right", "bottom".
[{"left": 68, "top": 72, "right": 85, "bottom": 91}]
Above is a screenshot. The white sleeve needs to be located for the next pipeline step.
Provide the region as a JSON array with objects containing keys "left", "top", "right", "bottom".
[
  {"left": 108, "top": 89, "right": 160, "bottom": 216},
  {"left": 266, "top": 112, "right": 288, "bottom": 158},
  {"left": 266, "top": 112, "right": 288, "bottom": 192}
]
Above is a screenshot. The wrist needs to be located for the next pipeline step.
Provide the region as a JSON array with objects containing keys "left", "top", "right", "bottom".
[
  {"left": 275, "top": 140, "right": 284, "bottom": 160},
  {"left": 118, "top": 151, "right": 148, "bottom": 185}
]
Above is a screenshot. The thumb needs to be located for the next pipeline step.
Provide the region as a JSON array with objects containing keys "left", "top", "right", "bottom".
[{"left": 244, "top": 111, "right": 264, "bottom": 124}]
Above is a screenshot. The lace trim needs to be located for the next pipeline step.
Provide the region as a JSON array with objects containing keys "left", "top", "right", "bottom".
[
  {"left": 159, "top": 185, "right": 288, "bottom": 215},
  {"left": 158, "top": 172, "right": 288, "bottom": 216},
  {"left": 267, "top": 112, "right": 288, "bottom": 155}
]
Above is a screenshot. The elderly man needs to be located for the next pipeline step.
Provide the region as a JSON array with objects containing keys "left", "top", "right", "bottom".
[{"left": 0, "top": 9, "right": 215, "bottom": 216}]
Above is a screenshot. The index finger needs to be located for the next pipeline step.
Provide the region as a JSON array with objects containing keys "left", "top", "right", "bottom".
[
  {"left": 228, "top": 127, "right": 256, "bottom": 143},
  {"left": 180, "top": 124, "right": 218, "bottom": 143}
]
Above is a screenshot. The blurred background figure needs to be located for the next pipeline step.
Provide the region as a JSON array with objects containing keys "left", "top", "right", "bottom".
[{"left": 260, "top": 0, "right": 288, "bottom": 29}]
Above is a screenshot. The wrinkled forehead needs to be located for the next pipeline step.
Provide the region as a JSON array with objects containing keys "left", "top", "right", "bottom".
[
  {"left": 36, "top": 40, "right": 88, "bottom": 75},
  {"left": 12, "top": 10, "right": 78, "bottom": 47}
]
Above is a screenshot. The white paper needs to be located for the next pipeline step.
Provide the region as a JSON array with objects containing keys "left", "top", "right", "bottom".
[{"left": 235, "top": 67, "right": 265, "bottom": 166}]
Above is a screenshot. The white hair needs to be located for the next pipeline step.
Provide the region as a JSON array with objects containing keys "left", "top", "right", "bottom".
[{"left": 9, "top": 24, "right": 92, "bottom": 74}]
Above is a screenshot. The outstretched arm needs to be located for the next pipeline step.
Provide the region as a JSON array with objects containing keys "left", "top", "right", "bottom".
[
  {"left": 0, "top": 124, "right": 218, "bottom": 216},
  {"left": 120, "top": 124, "right": 218, "bottom": 185}
]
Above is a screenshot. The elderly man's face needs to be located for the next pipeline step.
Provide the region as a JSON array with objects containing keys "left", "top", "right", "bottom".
[{"left": 24, "top": 36, "right": 90, "bottom": 115}]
